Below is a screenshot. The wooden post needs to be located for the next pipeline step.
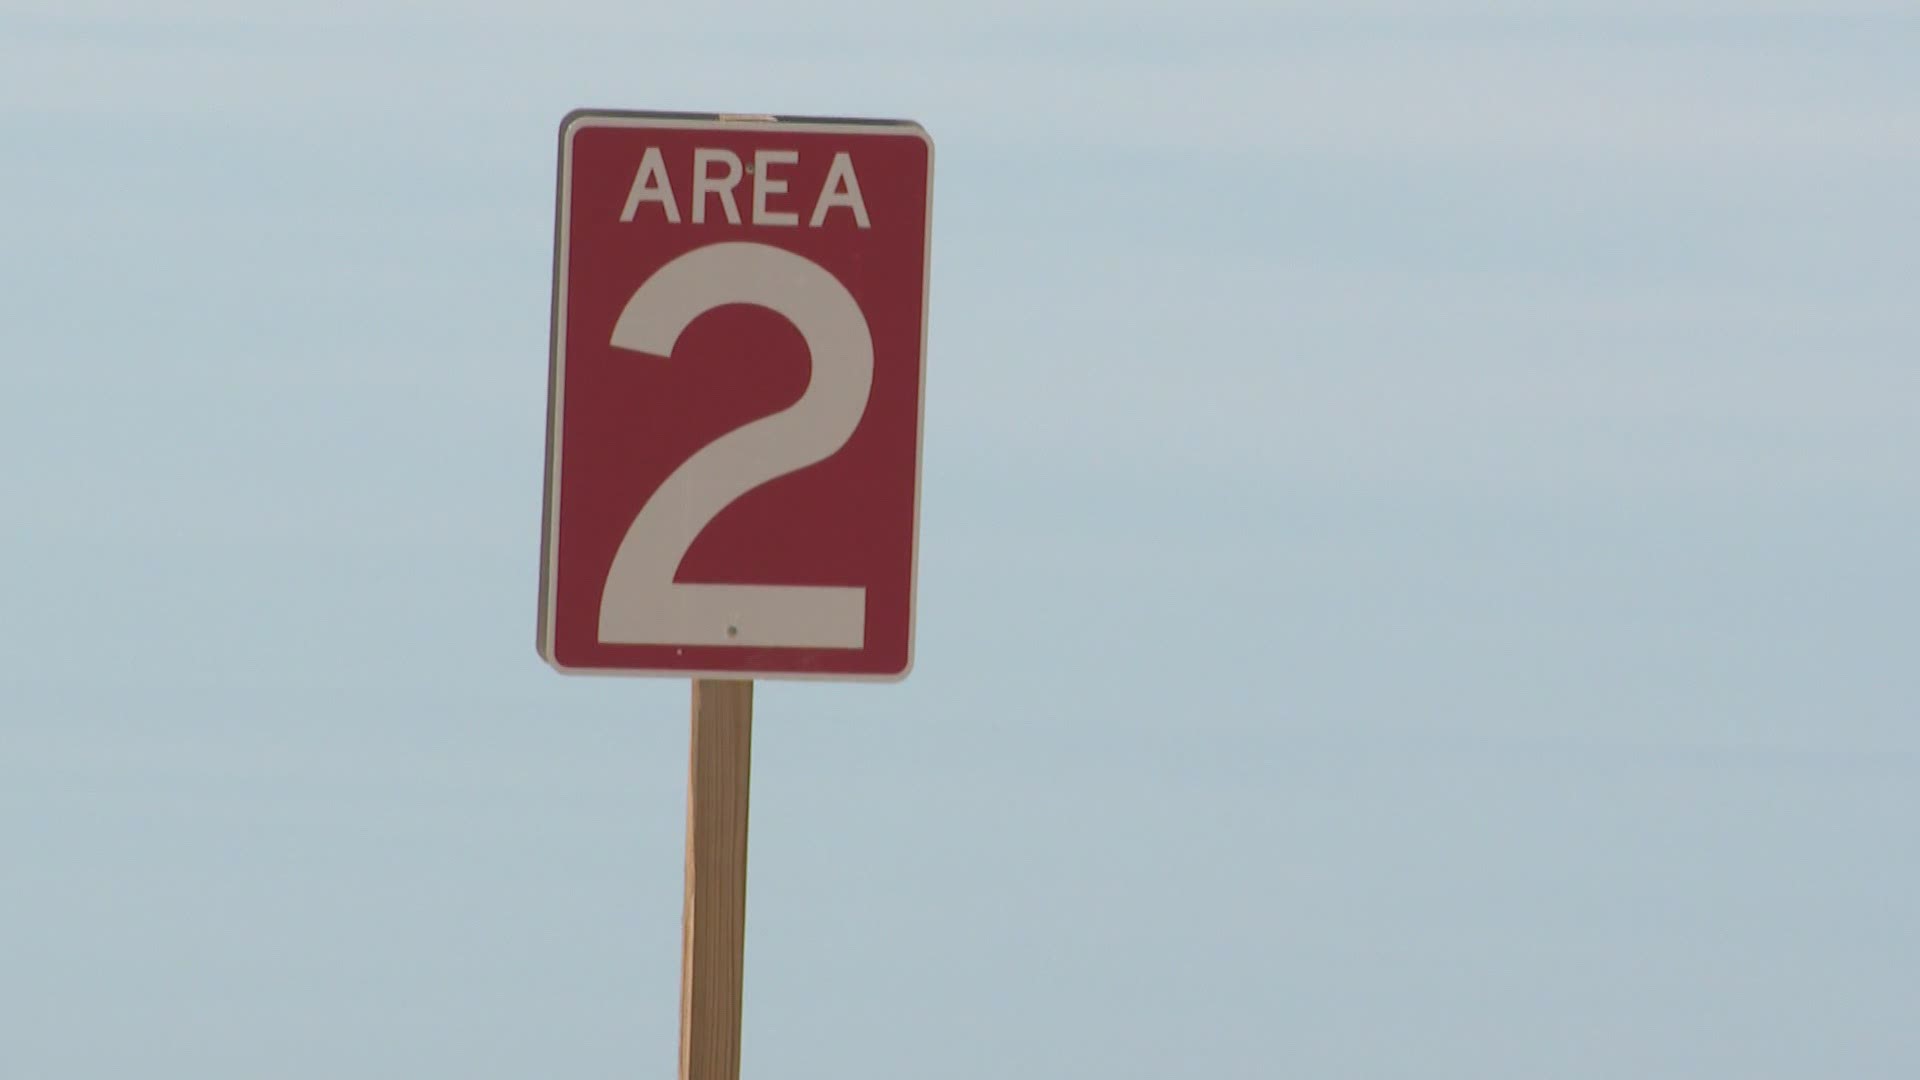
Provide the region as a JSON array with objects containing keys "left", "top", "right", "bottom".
[{"left": 680, "top": 679, "right": 754, "bottom": 1080}]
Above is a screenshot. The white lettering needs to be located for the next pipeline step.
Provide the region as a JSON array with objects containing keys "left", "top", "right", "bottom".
[
  {"left": 619, "top": 146, "right": 680, "bottom": 223},
  {"left": 617, "top": 148, "right": 877, "bottom": 230},
  {"left": 692, "top": 148, "right": 743, "bottom": 225},
  {"left": 751, "top": 149, "right": 799, "bottom": 227},
  {"left": 809, "top": 152, "right": 870, "bottom": 229}
]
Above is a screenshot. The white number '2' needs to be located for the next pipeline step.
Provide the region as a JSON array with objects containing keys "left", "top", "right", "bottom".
[{"left": 597, "top": 242, "right": 872, "bottom": 650}]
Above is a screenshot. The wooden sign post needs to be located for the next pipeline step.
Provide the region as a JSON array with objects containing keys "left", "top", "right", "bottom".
[{"left": 680, "top": 680, "right": 753, "bottom": 1080}]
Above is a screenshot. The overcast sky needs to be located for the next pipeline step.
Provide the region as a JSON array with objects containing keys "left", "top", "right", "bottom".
[{"left": 3, "top": 3, "right": 1917, "bottom": 1078}]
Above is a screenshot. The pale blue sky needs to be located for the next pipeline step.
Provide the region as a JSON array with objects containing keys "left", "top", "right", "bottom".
[{"left": 3, "top": 3, "right": 1917, "bottom": 1077}]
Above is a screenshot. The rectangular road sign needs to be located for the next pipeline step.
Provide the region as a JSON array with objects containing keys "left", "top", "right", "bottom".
[{"left": 537, "top": 110, "right": 934, "bottom": 679}]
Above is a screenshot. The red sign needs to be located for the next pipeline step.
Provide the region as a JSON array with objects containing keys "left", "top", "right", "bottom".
[{"left": 537, "top": 110, "right": 933, "bottom": 679}]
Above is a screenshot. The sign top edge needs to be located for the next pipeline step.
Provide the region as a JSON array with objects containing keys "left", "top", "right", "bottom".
[{"left": 560, "top": 107, "right": 932, "bottom": 143}]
